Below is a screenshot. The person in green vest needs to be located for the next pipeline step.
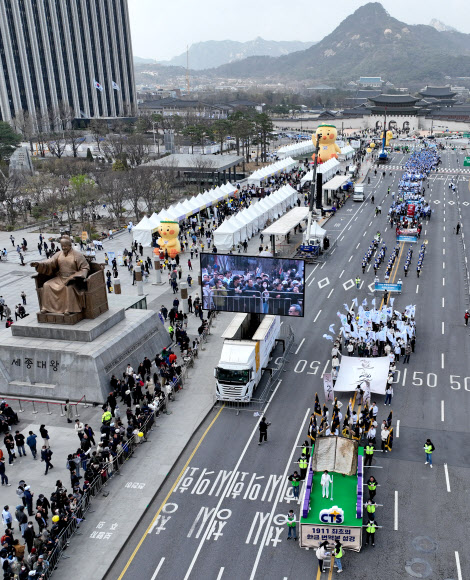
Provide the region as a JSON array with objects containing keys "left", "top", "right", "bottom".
[
  {"left": 334, "top": 539, "right": 344, "bottom": 573},
  {"left": 424, "top": 438, "right": 435, "bottom": 468},
  {"left": 364, "top": 443, "right": 374, "bottom": 467},
  {"left": 168, "top": 324, "right": 174, "bottom": 341},
  {"left": 288, "top": 470, "right": 301, "bottom": 499},
  {"left": 101, "top": 409, "right": 112, "bottom": 425},
  {"left": 355, "top": 276, "right": 361, "bottom": 289},
  {"left": 367, "top": 476, "right": 378, "bottom": 501},
  {"left": 286, "top": 509, "right": 297, "bottom": 541},
  {"left": 365, "top": 499, "right": 376, "bottom": 521},
  {"left": 298, "top": 454, "right": 308, "bottom": 480},
  {"left": 365, "top": 519, "right": 377, "bottom": 546}
]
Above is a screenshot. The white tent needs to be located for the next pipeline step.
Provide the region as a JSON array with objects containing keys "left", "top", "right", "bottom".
[
  {"left": 247, "top": 157, "right": 297, "bottom": 185},
  {"left": 213, "top": 219, "right": 242, "bottom": 250},
  {"left": 300, "top": 158, "right": 340, "bottom": 185},
  {"left": 243, "top": 204, "right": 264, "bottom": 231},
  {"left": 132, "top": 216, "right": 154, "bottom": 247},
  {"left": 339, "top": 145, "right": 355, "bottom": 160},
  {"left": 227, "top": 214, "right": 248, "bottom": 242},
  {"left": 305, "top": 221, "right": 327, "bottom": 241},
  {"left": 277, "top": 141, "right": 314, "bottom": 159},
  {"left": 234, "top": 209, "right": 254, "bottom": 238}
]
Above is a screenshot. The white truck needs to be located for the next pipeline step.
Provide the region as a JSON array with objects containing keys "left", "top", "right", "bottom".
[
  {"left": 215, "top": 313, "right": 281, "bottom": 402},
  {"left": 353, "top": 184, "right": 365, "bottom": 202}
]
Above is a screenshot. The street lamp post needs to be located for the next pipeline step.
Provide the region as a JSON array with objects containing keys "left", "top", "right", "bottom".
[{"left": 151, "top": 121, "right": 157, "bottom": 154}]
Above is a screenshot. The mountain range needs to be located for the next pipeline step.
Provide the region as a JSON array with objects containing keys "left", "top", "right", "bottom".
[
  {"left": 209, "top": 3, "right": 470, "bottom": 85},
  {"left": 156, "top": 38, "right": 315, "bottom": 70}
]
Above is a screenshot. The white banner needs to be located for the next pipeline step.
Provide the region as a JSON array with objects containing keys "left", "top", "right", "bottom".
[
  {"left": 334, "top": 356, "right": 390, "bottom": 395},
  {"left": 300, "top": 524, "right": 361, "bottom": 552},
  {"left": 323, "top": 373, "right": 334, "bottom": 402}
]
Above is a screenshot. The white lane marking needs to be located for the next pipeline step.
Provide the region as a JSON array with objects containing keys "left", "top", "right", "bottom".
[
  {"left": 295, "top": 338, "right": 305, "bottom": 355},
  {"left": 441, "top": 353, "right": 445, "bottom": 369},
  {"left": 249, "top": 408, "right": 312, "bottom": 580},
  {"left": 356, "top": 243, "right": 360, "bottom": 249},
  {"left": 396, "top": 420, "right": 400, "bottom": 438},
  {"left": 443, "top": 277, "right": 445, "bottom": 286},
  {"left": 367, "top": 264, "right": 371, "bottom": 272},
  {"left": 369, "top": 221, "right": 373, "bottom": 227},
  {"left": 307, "top": 277, "right": 316, "bottom": 287},
  {"left": 183, "top": 380, "right": 283, "bottom": 580},
  {"left": 348, "top": 255, "right": 353, "bottom": 262},
  {"left": 444, "top": 464, "right": 451, "bottom": 493},
  {"left": 442, "top": 321, "right": 445, "bottom": 334},
  {"left": 441, "top": 400, "right": 445, "bottom": 422},
  {"left": 314, "top": 310, "right": 322, "bottom": 322},
  {"left": 354, "top": 217, "right": 358, "bottom": 222},
  {"left": 443, "top": 225, "right": 445, "bottom": 231},
  {"left": 327, "top": 288, "right": 334, "bottom": 299},
  {"left": 416, "top": 285, "right": 419, "bottom": 294},
  {"left": 384, "top": 227, "right": 387, "bottom": 232},
  {"left": 442, "top": 297, "right": 445, "bottom": 308},
  {"left": 443, "top": 261, "right": 445, "bottom": 269},
  {"left": 402, "top": 368, "right": 407, "bottom": 387},
  {"left": 456, "top": 551, "right": 462, "bottom": 580},
  {"left": 348, "top": 226, "right": 352, "bottom": 230},
  {"left": 340, "top": 236, "right": 345, "bottom": 242},
  {"left": 331, "top": 248, "right": 336, "bottom": 255},
  {"left": 394, "top": 491, "right": 398, "bottom": 531},
  {"left": 359, "top": 280, "right": 364, "bottom": 289},
  {"left": 321, "top": 360, "right": 330, "bottom": 378},
  {"left": 443, "top": 236, "right": 446, "bottom": 243},
  {"left": 305, "top": 269, "right": 316, "bottom": 283},
  {"left": 216, "top": 568, "right": 224, "bottom": 580},
  {"left": 339, "top": 270, "right": 345, "bottom": 278},
  {"left": 363, "top": 232, "right": 367, "bottom": 237},
  {"left": 321, "top": 263, "right": 326, "bottom": 269},
  {"left": 151, "top": 558, "right": 166, "bottom": 580}
]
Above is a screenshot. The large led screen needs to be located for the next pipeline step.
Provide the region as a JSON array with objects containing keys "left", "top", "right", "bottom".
[{"left": 199, "top": 253, "right": 305, "bottom": 317}]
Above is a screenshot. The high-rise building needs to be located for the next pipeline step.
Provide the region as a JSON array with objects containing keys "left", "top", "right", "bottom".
[{"left": 0, "top": 0, "right": 137, "bottom": 127}]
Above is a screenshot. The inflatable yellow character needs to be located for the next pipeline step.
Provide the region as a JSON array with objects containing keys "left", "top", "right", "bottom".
[
  {"left": 312, "top": 124, "right": 341, "bottom": 163},
  {"left": 380, "top": 130, "right": 394, "bottom": 147},
  {"left": 157, "top": 220, "right": 181, "bottom": 259}
]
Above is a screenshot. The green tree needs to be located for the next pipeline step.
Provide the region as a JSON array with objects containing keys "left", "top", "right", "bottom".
[
  {"left": 254, "top": 113, "right": 274, "bottom": 163},
  {"left": 0, "top": 122, "right": 21, "bottom": 162},
  {"left": 212, "top": 119, "right": 232, "bottom": 155}
]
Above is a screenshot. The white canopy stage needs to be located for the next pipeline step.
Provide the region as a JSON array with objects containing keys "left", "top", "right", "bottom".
[
  {"left": 300, "top": 158, "right": 340, "bottom": 186},
  {"left": 132, "top": 216, "right": 155, "bottom": 247},
  {"left": 334, "top": 356, "right": 390, "bottom": 396},
  {"left": 318, "top": 175, "right": 350, "bottom": 205},
  {"left": 277, "top": 141, "right": 314, "bottom": 160},
  {"left": 212, "top": 219, "right": 242, "bottom": 250},
  {"left": 261, "top": 206, "right": 309, "bottom": 237},
  {"left": 305, "top": 220, "right": 327, "bottom": 241}
]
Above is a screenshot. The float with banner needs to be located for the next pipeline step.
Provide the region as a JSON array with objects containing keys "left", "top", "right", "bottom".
[{"left": 299, "top": 437, "right": 363, "bottom": 552}]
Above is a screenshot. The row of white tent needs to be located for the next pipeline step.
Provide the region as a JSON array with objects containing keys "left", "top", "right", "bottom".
[
  {"left": 300, "top": 158, "right": 341, "bottom": 186},
  {"left": 213, "top": 185, "right": 298, "bottom": 251},
  {"left": 277, "top": 140, "right": 314, "bottom": 159},
  {"left": 247, "top": 157, "right": 297, "bottom": 186},
  {"left": 133, "top": 182, "right": 238, "bottom": 247}
]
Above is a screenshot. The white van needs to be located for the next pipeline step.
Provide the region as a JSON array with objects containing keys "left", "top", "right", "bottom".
[{"left": 353, "top": 185, "right": 365, "bottom": 202}]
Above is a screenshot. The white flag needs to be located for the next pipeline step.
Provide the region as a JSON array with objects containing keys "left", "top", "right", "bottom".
[
  {"left": 352, "top": 297, "right": 358, "bottom": 307},
  {"left": 94, "top": 80, "right": 104, "bottom": 92},
  {"left": 112, "top": 81, "right": 120, "bottom": 90},
  {"left": 329, "top": 324, "right": 335, "bottom": 333},
  {"left": 362, "top": 298, "right": 368, "bottom": 306},
  {"left": 323, "top": 334, "right": 334, "bottom": 341}
]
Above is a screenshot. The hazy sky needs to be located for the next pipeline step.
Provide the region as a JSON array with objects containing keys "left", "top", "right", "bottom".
[{"left": 128, "top": 0, "right": 469, "bottom": 61}]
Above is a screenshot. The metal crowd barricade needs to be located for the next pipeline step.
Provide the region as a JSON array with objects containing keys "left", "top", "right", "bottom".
[
  {"left": 41, "top": 400, "right": 162, "bottom": 579},
  {"left": 0, "top": 393, "right": 89, "bottom": 417}
]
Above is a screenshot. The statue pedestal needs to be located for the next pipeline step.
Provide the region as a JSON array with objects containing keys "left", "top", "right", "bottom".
[{"left": 0, "top": 309, "right": 171, "bottom": 402}]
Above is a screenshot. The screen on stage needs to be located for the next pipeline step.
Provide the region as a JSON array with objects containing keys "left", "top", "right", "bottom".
[{"left": 199, "top": 253, "right": 305, "bottom": 317}]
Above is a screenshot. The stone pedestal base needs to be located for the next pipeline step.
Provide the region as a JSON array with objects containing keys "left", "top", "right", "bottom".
[{"left": 0, "top": 309, "right": 171, "bottom": 402}]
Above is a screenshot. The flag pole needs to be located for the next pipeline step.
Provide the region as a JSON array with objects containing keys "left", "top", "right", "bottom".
[{"left": 331, "top": 475, "right": 334, "bottom": 501}]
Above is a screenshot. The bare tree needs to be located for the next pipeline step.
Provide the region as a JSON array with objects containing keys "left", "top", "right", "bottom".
[
  {"left": 46, "top": 134, "right": 67, "bottom": 158},
  {"left": 125, "top": 134, "right": 150, "bottom": 166},
  {"left": 0, "top": 169, "right": 24, "bottom": 226},
  {"left": 101, "top": 133, "right": 127, "bottom": 162},
  {"left": 11, "top": 110, "right": 36, "bottom": 152},
  {"left": 131, "top": 166, "right": 157, "bottom": 216},
  {"left": 89, "top": 119, "right": 108, "bottom": 153},
  {"left": 65, "top": 129, "right": 85, "bottom": 158},
  {"left": 95, "top": 170, "right": 128, "bottom": 228},
  {"left": 192, "top": 157, "right": 217, "bottom": 191},
  {"left": 153, "top": 163, "right": 179, "bottom": 210}
]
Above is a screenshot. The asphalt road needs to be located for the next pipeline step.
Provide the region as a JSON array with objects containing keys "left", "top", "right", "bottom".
[{"left": 106, "top": 146, "right": 469, "bottom": 580}]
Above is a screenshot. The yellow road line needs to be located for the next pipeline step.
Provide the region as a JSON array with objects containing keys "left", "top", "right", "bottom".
[
  {"left": 379, "top": 241, "right": 405, "bottom": 310},
  {"left": 117, "top": 404, "right": 226, "bottom": 580},
  {"left": 316, "top": 565, "right": 322, "bottom": 580}
]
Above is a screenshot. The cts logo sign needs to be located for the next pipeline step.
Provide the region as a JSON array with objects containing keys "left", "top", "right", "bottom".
[{"left": 319, "top": 506, "right": 344, "bottom": 524}]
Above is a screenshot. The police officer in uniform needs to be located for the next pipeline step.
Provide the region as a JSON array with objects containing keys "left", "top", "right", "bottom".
[{"left": 364, "top": 443, "right": 374, "bottom": 466}]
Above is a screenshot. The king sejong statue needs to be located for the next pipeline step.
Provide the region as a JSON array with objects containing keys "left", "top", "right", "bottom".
[{"left": 30, "top": 236, "right": 90, "bottom": 314}]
